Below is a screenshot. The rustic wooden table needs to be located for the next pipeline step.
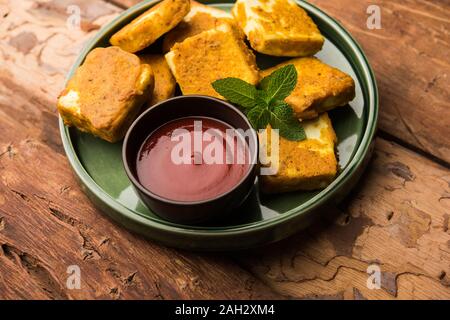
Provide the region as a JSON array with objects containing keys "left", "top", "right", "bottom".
[{"left": 0, "top": 0, "right": 449, "bottom": 300}]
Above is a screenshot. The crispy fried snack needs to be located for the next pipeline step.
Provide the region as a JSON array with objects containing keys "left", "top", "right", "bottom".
[
  {"left": 110, "top": 0, "right": 191, "bottom": 53},
  {"left": 57, "top": 47, "right": 154, "bottom": 143},
  {"left": 259, "top": 113, "right": 338, "bottom": 193},
  {"left": 165, "top": 23, "right": 259, "bottom": 98},
  {"left": 261, "top": 57, "right": 355, "bottom": 119},
  {"left": 232, "top": 0, "right": 324, "bottom": 57},
  {"left": 140, "top": 54, "right": 176, "bottom": 106},
  {"left": 162, "top": 0, "right": 239, "bottom": 52}
]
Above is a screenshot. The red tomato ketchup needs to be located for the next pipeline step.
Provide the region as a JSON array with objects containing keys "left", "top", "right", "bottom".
[{"left": 136, "top": 117, "right": 250, "bottom": 202}]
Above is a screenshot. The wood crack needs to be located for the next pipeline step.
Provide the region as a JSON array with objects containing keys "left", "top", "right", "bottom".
[
  {"left": 0, "top": 0, "right": 449, "bottom": 300},
  {"left": 378, "top": 130, "right": 450, "bottom": 169},
  {"left": 48, "top": 207, "right": 102, "bottom": 261},
  {"left": 1, "top": 243, "right": 69, "bottom": 299},
  {"left": 33, "top": 193, "right": 104, "bottom": 262}
]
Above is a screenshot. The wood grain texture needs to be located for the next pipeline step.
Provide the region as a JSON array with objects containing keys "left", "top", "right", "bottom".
[
  {"left": 0, "top": 0, "right": 448, "bottom": 300},
  {"left": 0, "top": 0, "right": 280, "bottom": 300}
]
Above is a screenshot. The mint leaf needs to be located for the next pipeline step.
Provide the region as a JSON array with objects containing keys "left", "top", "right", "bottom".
[
  {"left": 210, "top": 65, "right": 306, "bottom": 142},
  {"left": 270, "top": 101, "right": 306, "bottom": 141},
  {"left": 212, "top": 78, "right": 258, "bottom": 109},
  {"left": 259, "top": 64, "right": 297, "bottom": 103},
  {"left": 255, "top": 90, "right": 270, "bottom": 106},
  {"left": 247, "top": 105, "right": 270, "bottom": 129}
]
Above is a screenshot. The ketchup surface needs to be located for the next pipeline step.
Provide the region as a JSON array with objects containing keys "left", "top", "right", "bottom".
[{"left": 136, "top": 117, "right": 250, "bottom": 202}]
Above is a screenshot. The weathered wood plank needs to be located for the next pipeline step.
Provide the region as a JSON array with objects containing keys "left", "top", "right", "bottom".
[
  {"left": 108, "top": 0, "right": 450, "bottom": 164},
  {"left": 0, "top": 0, "right": 281, "bottom": 300},
  {"left": 308, "top": 0, "right": 450, "bottom": 164},
  {"left": 0, "top": 0, "right": 449, "bottom": 300},
  {"left": 236, "top": 138, "right": 450, "bottom": 299}
]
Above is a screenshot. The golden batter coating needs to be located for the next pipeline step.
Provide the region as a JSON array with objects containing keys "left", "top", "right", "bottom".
[
  {"left": 139, "top": 54, "right": 176, "bottom": 106},
  {"left": 57, "top": 47, "right": 154, "bottom": 143},
  {"left": 232, "top": 0, "right": 324, "bottom": 57},
  {"left": 110, "top": 0, "right": 190, "bottom": 53},
  {"left": 260, "top": 57, "right": 355, "bottom": 119},
  {"left": 259, "top": 113, "right": 338, "bottom": 194},
  {"left": 162, "top": 0, "right": 239, "bottom": 52},
  {"left": 165, "top": 23, "right": 259, "bottom": 99}
]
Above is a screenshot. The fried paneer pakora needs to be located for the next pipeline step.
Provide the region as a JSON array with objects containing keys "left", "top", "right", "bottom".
[
  {"left": 165, "top": 23, "right": 259, "bottom": 99},
  {"left": 259, "top": 113, "right": 338, "bottom": 193},
  {"left": 163, "top": 0, "right": 238, "bottom": 52},
  {"left": 57, "top": 47, "right": 154, "bottom": 143},
  {"left": 232, "top": 0, "right": 324, "bottom": 57},
  {"left": 110, "top": 0, "right": 191, "bottom": 53},
  {"left": 139, "top": 54, "right": 176, "bottom": 106},
  {"left": 261, "top": 57, "right": 355, "bottom": 119}
]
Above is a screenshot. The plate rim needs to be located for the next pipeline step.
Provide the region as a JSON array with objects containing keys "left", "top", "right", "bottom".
[{"left": 59, "top": 0, "right": 379, "bottom": 238}]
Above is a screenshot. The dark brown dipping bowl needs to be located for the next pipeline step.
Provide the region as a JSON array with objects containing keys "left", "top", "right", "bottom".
[{"left": 122, "top": 95, "right": 258, "bottom": 225}]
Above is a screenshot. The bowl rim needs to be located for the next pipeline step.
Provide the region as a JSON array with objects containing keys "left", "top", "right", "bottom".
[
  {"left": 122, "top": 95, "right": 258, "bottom": 205},
  {"left": 59, "top": 0, "right": 379, "bottom": 237}
]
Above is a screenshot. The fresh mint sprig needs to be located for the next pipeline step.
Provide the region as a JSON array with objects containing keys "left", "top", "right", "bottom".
[
  {"left": 212, "top": 64, "right": 306, "bottom": 141},
  {"left": 211, "top": 78, "right": 258, "bottom": 109}
]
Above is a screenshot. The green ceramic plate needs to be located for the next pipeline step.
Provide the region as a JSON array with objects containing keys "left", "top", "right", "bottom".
[{"left": 60, "top": 0, "right": 378, "bottom": 250}]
